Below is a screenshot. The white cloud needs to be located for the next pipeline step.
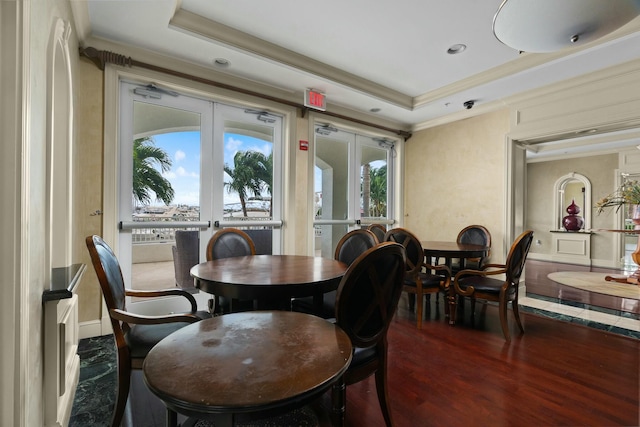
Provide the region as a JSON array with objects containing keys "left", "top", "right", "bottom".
[
  {"left": 175, "top": 150, "right": 186, "bottom": 161},
  {"left": 226, "top": 136, "right": 242, "bottom": 154},
  {"left": 163, "top": 171, "right": 176, "bottom": 179},
  {"left": 176, "top": 166, "right": 187, "bottom": 176}
]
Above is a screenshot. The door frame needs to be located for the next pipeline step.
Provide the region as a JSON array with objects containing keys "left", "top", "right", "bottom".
[{"left": 102, "top": 66, "right": 295, "bottom": 321}]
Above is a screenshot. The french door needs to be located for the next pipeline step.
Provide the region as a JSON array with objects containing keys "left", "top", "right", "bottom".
[
  {"left": 118, "top": 82, "right": 282, "bottom": 310},
  {"left": 313, "top": 123, "right": 394, "bottom": 257}
]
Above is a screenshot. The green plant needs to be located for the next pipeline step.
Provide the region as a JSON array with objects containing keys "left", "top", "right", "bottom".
[
  {"left": 132, "top": 137, "right": 174, "bottom": 206},
  {"left": 595, "top": 180, "right": 640, "bottom": 214}
]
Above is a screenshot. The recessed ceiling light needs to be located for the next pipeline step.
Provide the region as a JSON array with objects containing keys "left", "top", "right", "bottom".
[
  {"left": 370, "top": 108, "right": 381, "bottom": 113},
  {"left": 213, "top": 58, "right": 230, "bottom": 68},
  {"left": 575, "top": 128, "right": 598, "bottom": 135},
  {"left": 447, "top": 44, "right": 467, "bottom": 54}
]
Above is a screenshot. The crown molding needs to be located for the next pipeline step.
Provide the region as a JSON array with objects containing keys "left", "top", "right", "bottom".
[{"left": 169, "top": 8, "right": 413, "bottom": 110}]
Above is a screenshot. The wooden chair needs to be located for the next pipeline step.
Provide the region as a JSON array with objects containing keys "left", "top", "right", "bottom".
[
  {"left": 332, "top": 242, "right": 406, "bottom": 427},
  {"left": 85, "top": 235, "right": 207, "bottom": 427},
  {"left": 452, "top": 230, "right": 534, "bottom": 341},
  {"left": 384, "top": 227, "right": 451, "bottom": 329},
  {"left": 205, "top": 228, "right": 256, "bottom": 313},
  {"left": 367, "top": 223, "right": 387, "bottom": 243},
  {"left": 292, "top": 229, "right": 378, "bottom": 318},
  {"left": 451, "top": 225, "right": 492, "bottom": 273},
  {"left": 206, "top": 228, "right": 256, "bottom": 260}
]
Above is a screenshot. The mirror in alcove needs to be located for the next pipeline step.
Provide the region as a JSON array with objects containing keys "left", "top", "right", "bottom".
[{"left": 554, "top": 173, "right": 591, "bottom": 231}]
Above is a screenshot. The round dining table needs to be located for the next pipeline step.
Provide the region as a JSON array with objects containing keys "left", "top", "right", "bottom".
[
  {"left": 421, "top": 241, "right": 489, "bottom": 266},
  {"left": 190, "top": 254, "right": 348, "bottom": 312},
  {"left": 143, "top": 311, "right": 353, "bottom": 427}
]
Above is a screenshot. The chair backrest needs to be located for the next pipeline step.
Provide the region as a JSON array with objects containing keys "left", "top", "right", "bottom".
[
  {"left": 335, "top": 229, "right": 379, "bottom": 266},
  {"left": 383, "top": 227, "right": 424, "bottom": 276},
  {"left": 335, "top": 242, "right": 406, "bottom": 349},
  {"left": 85, "top": 235, "right": 128, "bottom": 334},
  {"left": 367, "top": 224, "right": 387, "bottom": 243},
  {"left": 206, "top": 228, "right": 256, "bottom": 261},
  {"left": 505, "top": 230, "right": 534, "bottom": 285},
  {"left": 457, "top": 225, "right": 492, "bottom": 263}
]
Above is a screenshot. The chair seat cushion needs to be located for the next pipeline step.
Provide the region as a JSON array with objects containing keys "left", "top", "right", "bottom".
[
  {"left": 457, "top": 275, "right": 515, "bottom": 296},
  {"left": 125, "top": 322, "right": 192, "bottom": 359},
  {"left": 404, "top": 272, "right": 445, "bottom": 289},
  {"left": 350, "top": 345, "right": 377, "bottom": 368}
]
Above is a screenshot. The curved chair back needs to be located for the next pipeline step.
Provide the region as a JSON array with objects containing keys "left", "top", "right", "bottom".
[
  {"left": 333, "top": 242, "right": 406, "bottom": 427},
  {"left": 86, "top": 235, "right": 128, "bottom": 333},
  {"left": 335, "top": 229, "right": 379, "bottom": 266},
  {"left": 505, "top": 230, "right": 534, "bottom": 286},
  {"left": 383, "top": 227, "right": 424, "bottom": 277},
  {"left": 457, "top": 225, "right": 491, "bottom": 267},
  {"left": 206, "top": 228, "right": 256, "bottom": 261},
  {"left": 335, "top": 242, "right": 406, "bottom": 348},
  {"left": 367, "top": 223, "right": 387, "bottom": 243}
]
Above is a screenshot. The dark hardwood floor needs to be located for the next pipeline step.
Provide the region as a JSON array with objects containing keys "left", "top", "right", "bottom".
[{"left": 72, "top": 261, "right": 640, "bottom": 427}]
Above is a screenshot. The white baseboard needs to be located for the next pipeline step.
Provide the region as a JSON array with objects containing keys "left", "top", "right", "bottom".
[{"left": 79, "top": 319, "right": 111, "bottom": 339}]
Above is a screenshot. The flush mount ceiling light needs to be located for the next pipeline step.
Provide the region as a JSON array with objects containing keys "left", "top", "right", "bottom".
[
  {"left": 493, "top": 0, "right": 640, "bottom": 53},
  {"left": 447, "top": 44, "right": 467, "bottom": 55}
]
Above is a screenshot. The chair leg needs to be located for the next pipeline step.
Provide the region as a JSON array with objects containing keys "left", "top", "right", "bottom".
[
  {"left": 512, "top": 300, "right": 525, "bottom": 333},
  {"left": 447, "top": 291, "right": 457, "bottom": 325},
  {"left": 415, "top": 292, "right": 423, "bottom": 329},
  {"left": 331, "top": 376, "right": 346, "bottom": 427},
  {"left": 374, "top": 369, "right": 393, "bottom": 427},
  {"left": 407, "top": 293, "right": 415, "bottom": 312},
  {"left": 442, "top": 292, "right": 450, "bottom": 317},
  {"left": 498, "top": 299, "right": 511, "bottom": 342},
  {"left": 112, "top": 355, "right": 131, "bottom": 427},
  {"left": 470, "top": 297, "right": 476, "bottom": 319}
]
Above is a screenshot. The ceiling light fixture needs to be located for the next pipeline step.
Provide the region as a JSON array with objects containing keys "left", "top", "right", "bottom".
[
  {"left": 213, "top": 58, "right": 230, "bottom": 68},
  {"left": 492, "top": 0, "right": 640, "bottom": 53},
  {"left": 447, "top": 44, "right": 467, "bottom": 55}
]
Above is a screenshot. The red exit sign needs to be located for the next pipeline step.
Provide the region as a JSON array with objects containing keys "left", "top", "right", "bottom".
[{"left": 304, "top": 89, "right": 326, "bottom": 111}]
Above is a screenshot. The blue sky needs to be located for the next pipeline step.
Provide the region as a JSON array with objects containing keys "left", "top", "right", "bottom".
[{"left": 149, "top": 131, "right": 272, "bottom": 206}]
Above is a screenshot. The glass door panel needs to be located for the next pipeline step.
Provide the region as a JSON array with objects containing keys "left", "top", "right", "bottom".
[
  {"left": 119, "top": 82, "right": 212, "bottom": 300},
  {"left": 214, "top": 104, "right": 282, "bottom": 254},
  {"left": 359, "top": 137, "right": 391, "bottom": 223},
  {"left": 314, "top": 126, "right": 354, "bottom": 257},
  {"left": 313, "top": 126, "right": 395, "bottom": 257}
]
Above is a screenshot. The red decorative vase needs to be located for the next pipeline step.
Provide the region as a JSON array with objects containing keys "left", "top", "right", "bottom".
[{"left": 562, "top": 200, "right": 584, "bottom": 231}]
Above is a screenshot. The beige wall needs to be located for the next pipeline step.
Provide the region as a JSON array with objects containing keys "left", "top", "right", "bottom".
[
  {"left": 0, "top": 0, "right": 82, "bottom": 425},
  {"left": 404, "top": 110, "right": 510, "bottom": 264},
  {"left": 526, "top": 155, "right": 618, "bottom": 264},
  {"left": 75, "top": 58, "right": 105, "bottom": 323}
]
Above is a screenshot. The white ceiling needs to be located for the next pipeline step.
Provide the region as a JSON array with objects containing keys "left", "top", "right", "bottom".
[{"left": 78, "top": 0, "right": 640, "bottom": 131}]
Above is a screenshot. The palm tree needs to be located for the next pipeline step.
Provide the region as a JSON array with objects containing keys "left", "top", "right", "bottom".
[
  {"left": 224, "top": 151, "right": 264, "bottom": 217},
  {"left": 369, "top": 165, "right": 387, "bottom": 217},
  {"left": 253, "top": 152, "right": 273, "bottom": 216},
  {"left": 132, "top": 136, "right": 174, "bottom": 206}
]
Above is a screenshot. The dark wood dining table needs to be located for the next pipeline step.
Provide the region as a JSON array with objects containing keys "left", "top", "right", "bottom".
[
  {"left": 143, "top": 310, "right": 353, "bottom": 427},
  {"left": 190, "top": 254, "right": 348, "bottom": 312},
  {"left": 421, "top": 241, "right": 489, "bottom": 325}
]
